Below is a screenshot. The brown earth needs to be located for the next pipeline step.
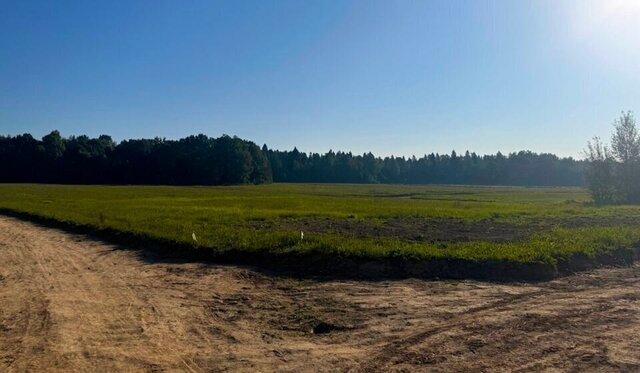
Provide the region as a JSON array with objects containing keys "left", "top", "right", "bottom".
[
  {"left": 0, "top": 215, "right": 639, "bottom": 372},
  {"left": 254, "top": 217, "right": 537, "bottom": 243},
  {"left": 254, "top": 215, "right": 640, "bottom": 243}
]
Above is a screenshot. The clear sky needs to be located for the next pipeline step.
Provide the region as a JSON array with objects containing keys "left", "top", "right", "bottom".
[{"left": 2, "top": 0, "right": 640, "bottom": 158}]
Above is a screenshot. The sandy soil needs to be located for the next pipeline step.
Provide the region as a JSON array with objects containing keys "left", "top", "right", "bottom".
[{"left": 0, "top": 216, "right": 638, "bottom": 372}]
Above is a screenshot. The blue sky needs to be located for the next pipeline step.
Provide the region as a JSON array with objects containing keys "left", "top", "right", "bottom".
[{"left": 2, "top": 0, "right": 640, "bottom": 157}]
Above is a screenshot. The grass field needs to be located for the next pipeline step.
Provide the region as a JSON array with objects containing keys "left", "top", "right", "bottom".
[{"left": 1, "top": 183, "right": 639, "bottom": 277}]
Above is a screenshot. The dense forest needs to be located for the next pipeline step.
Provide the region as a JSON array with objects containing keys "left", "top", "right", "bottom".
[
  {"left": 0, "top": 131, "right": 585, "bottom": 186},
  {"left": 265, "top": 147, "right": 584, "bottom": 186},
  {"left": 0, "top": 132, "right": 271, "bottom": 185}
]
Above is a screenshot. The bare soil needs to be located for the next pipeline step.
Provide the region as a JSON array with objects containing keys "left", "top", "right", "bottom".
[
  {"left": 255, "top": 215, "right": 640, "bottom": 243},
  {"left": 1, "top": 215, "right": 639, "bottom": 372},
  {"left": 255, "top": 217, "right": 534, "bottom": 243}
]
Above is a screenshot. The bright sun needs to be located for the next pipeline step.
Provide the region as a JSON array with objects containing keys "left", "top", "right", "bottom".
[
  {"left": 564, "top": 0, "right": 640, "bottom": 71},
  {"left": 571, "top": 0, "right": 640, "bottom": 41}
]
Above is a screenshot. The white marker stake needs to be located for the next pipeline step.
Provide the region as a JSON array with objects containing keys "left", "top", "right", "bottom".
[
  {"left": 192, "top": 232, "right": 197, "bottom": 242},
  {"left": 301, "top": 231, "right": 304, "bottom": 240}
]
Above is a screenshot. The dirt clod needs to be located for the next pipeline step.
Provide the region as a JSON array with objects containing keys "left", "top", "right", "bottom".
[{"left": 311, "top": 321, "right": 345, "bottom": 334}]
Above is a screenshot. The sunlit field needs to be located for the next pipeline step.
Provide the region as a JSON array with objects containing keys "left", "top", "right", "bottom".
[{"left": 1, "top": 183, "right": 640, "bottom": 273}]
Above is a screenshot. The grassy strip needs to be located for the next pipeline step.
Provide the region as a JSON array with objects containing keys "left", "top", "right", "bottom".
[
  {"left": 1, "top": 207, "right": 638, "bottom": 281},
  {"left": 1, "top": 184, "right": 640, "bottom": 280}
]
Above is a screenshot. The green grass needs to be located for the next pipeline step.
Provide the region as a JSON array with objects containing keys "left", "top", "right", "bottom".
[{"left": 1, "top": 183, "right": 640, "bottom": 269}]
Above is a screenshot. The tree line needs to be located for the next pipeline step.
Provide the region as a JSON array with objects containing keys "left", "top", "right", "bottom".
[
  {"left": 585, "top": 111, "right": 640, "bottom": 204},
  {"left": 0, "top": 132, "right": 271, "bottom": 185},
  {"left": 264, "top": 147, "right": 584, "bottom": 186},
  {"left": 0, "top": 130, "right": 585, "bottom": 186}
]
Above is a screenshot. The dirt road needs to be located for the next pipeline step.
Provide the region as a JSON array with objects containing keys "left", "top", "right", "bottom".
[{"left": 0, "top": 216, "right": 639, "bottom": 372}]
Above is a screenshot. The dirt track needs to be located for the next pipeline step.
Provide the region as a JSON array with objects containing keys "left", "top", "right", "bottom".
[{"left": 0, "top": 216, "right": 639, "bottom": 372}]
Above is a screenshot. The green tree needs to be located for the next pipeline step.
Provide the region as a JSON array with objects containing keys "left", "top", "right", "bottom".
[
  {"left": 611, "top": 111, "right": 640, "bottom": 163},
  {"left": 610, "top": 111, "right": 640, "bottom": 203},
  {"left": 42, "top": 130, "right": 65, "bottom": 159},
  {"left": 584, "top": 137, "right": 615, "bottom": 204}
]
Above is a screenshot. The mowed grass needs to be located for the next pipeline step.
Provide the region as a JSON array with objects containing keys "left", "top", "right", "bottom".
[{"left": 1, "top": 183, "right": 640, "bottom": 268}]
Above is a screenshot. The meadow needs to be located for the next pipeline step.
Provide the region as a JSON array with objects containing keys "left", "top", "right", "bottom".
[{"left": 1, "top": 183, "right": 639, "bottom": 278}]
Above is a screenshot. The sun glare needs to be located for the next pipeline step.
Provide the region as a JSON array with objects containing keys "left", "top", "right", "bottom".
[
  {"left": 571, "top": 0, "right": 640, "bottom": 42},
  {"left": 563, "top": 0, "right": 640, "bottom": 74}
]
